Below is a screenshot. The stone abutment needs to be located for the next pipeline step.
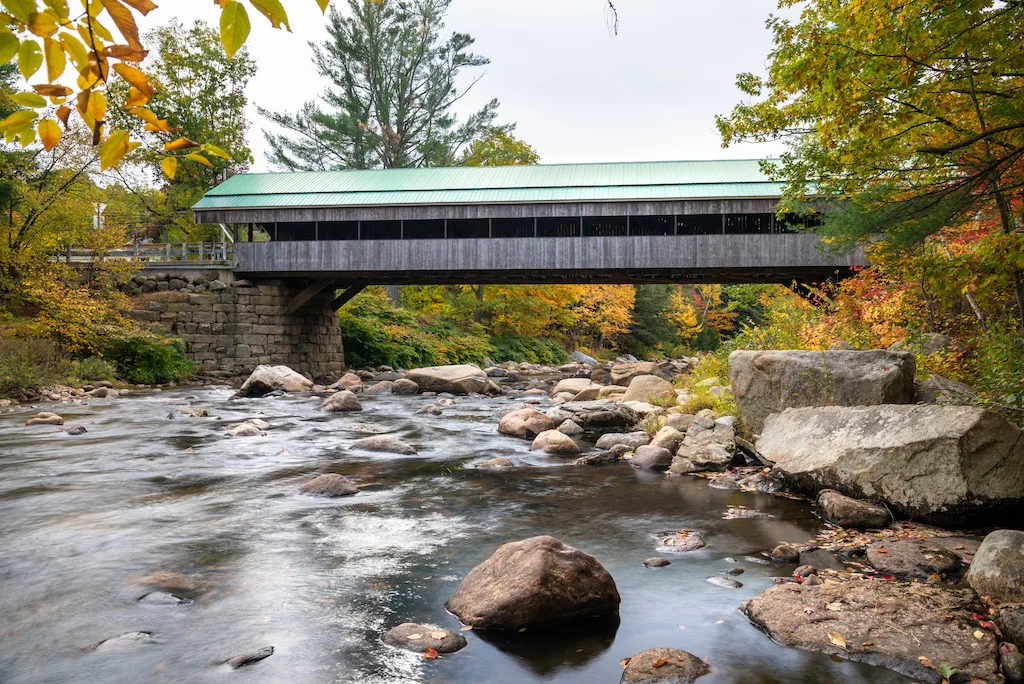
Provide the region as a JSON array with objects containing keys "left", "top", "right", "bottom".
[{"left": 127, "top": 273, "right": 343, "bottom": 381}]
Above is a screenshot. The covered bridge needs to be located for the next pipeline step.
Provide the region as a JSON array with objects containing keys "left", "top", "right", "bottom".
[{"left": 193, "top": 159, "right": 865, "bottom": 290}]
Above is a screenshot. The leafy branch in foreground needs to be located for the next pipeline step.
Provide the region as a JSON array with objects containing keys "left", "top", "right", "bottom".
[{"left": 0, "top": 0, "right": 336, "bottom": 175}]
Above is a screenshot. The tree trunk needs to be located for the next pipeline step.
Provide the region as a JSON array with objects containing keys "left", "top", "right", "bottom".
[{"left": 473, "top": 284, "right": 484, "bottom": 323}]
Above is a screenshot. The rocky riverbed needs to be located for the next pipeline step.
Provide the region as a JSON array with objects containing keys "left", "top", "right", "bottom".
[{"left": 2, "top": 355, "right": 1022, "bottom": 683}]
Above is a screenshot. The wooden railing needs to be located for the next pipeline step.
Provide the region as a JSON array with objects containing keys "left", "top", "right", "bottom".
[{"left": 60, "top": 242, "right": 233, "bottom": 265}]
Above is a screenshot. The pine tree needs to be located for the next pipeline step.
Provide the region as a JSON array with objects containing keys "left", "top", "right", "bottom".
[{"left": 260, "top": 0, "right": 504, "bottom": 171}]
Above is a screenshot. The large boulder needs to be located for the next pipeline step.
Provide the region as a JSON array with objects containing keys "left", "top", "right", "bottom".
[
  {"left": 406, "top": 364, "right": 492, "bottom": 395},
  {"left": 620, "top": 648, "right": 709, "bottom": 683},
  {"left": 630, "top": 445, "right": 673, "bottom": 471},
  {"left": 728, "top": 350, "right": 916, "bottom": 434},
  {"left": 757, "top": 405, "right": 1024, "bottom": 524},
  {"left": 621, "top": 375, "right": 675, "bottom": 404},
  {"left": 742, "top": 580, "right": 999, "bottom": 682},
  {"left": 610, "top": 362, "right": 660, "bottom": 386},
  {"left": 445, "top": 536, "right": 620, "bottom": 630},
  {"left": 498, "top": 408, "right": 555, "bottom": 439},
  {"left": 531, "top": 430, "right": 581, "bottom": 455},
  {"left": 865, "top": 538, "right": 965, "bottom": 581},
  {"left": 916, "top": 373, "right": 976, "bottom": 405},
  {"left": 238, "top": 365, "right": 313, "bottom": 397},
  {"left": 966, "top": 530, "right": 1024, "bottom": 603},
  {"left": 319, "top": 391, "right": 362, "bottom": 412},
  {"left": 569, "top": 351, "right": 598, "bottom": 366},
  {"left": 545, "top": 400, "right": 641, "bottom": 437}
]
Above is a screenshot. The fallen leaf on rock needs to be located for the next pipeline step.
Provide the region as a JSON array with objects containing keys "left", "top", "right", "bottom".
[
  {"left": 620, "top": 658, "right": 632, "bottom": 668},
  {"left": 422, "top": 648, "right": 439, "bottom": 659},
  {"left": 827, "top": 632, "right": 847, "bottom": 649},
  {"left": 973, "top": 630, "right": 984, "bottom": 639},
  {"left": 407, "top": 634, "right": 423, "bottom": 640},
  {"left": 825, "top": 602, "right": 843, "bottom": 611},
  {"left": 652, "top": 657, "right": 669, "bottom": 668},
  {"left": 875, "top": 547, "right": 889, "bottom": 553},
  {"left": 430, "top": 632, "right": 447, "bottom": 640},
  {"left": 919, "top": 656, "right": 936, "bottom": 669},
  {"left": 518, "top": 628, "right": 527, "bottom": 633},
  {"left": 862, "top": 641, "right": 873, "bottom": 646},
  {"left": 714, "top": 620, "right": 725, "bottom": 624},
  {"left": 459, "top": 626, "right": 472, "bottom": 631}
]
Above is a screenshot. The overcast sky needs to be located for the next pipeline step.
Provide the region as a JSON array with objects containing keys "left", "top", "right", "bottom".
[{"left": 140, "top": 0, "right": 784, "bottom": 171}]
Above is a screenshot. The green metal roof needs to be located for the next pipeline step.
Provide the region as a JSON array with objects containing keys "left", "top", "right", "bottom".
[{"left": 194, "top": 159, "right": 782, "bottom": 211}]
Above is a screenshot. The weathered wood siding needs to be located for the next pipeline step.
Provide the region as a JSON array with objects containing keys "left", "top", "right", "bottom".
[
  {"left": 196, "top": 198, "right": 779, "bottom": 224},
  {"left": 234, "top": 234, "right": 866, "bottom": 284}
]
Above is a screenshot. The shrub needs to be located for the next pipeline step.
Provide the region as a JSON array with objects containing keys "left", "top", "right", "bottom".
[
  {"left": 75, "top": 356, "right": 116, "bottom": 382},
  {"left": 0, "top": 336, "right": 74, "bottom": 397},
  {"left": 103, "top": 332, "right": 194, "bottom": 384},
  {"left": 488, "top": 335, "right": 567, "bottom": 365}
]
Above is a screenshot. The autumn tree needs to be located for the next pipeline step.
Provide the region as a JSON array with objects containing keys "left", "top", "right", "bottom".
[
  {"left": 261, "top": 0, "right": 506, "bottom": 171},
  {"left": 460, "top": 130, "right": 539, "bottom": 167},
  {"left": 717, "top": 0, "right": 1024, "bottom": 331}
]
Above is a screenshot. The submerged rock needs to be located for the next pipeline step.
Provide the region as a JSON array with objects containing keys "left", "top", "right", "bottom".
[
  {"left": 757, "top": 405, "right": 1024, "bottom": 524},
  {"left": 742, "top": 580, "right": 999, "bottom": 682},
  {"left": 728, "top": 349, "right": 916, "bottom": 434},
  {"left": 225, "top": 646, "right": 274, "bottom": 669},
  {"left": 572, "top": 444, "right": 630, "bottom": 466},
  {"left": 644, "top": 557, "right": 670, "bottom": 568},
  {"left": 319, "top": 391, "right": 363, "bottom": 412},
  {"left": 25, "top": 412, "right": 63, "bottom": 426},
  {"left": 619, "top": 647, "right": 710, "bottom": 683},
  {"left": 138, "top": 591, "right": 191, "bottom": 606},
  {"left": 415, "top": 403, "right": 442, "bottom": 415},
  {"left": 446, "top": 535, "right": 620, "bottom": 630},
  {"left": 497, "top": 408, "right": 555, "bottom": 439},
  {"left": 383, "top": 623, "right": 467, "bottom": 654},
  {"left": 300, "top": 474, "right": 358, "bottom": 497},
  {"left": 531, "top": 430, "right": 581, "bottom": 455},
  {"left": 238, "top": 365, "right": 313, "bottom": 396},
  {"left": 817, "top": 490, "right": 891, "bottom": 529},
  {"left": 477, "top": 457, "right": 514, "bottom": 468},
  {"left": 64, "top": 425, "right": 87, "bottom": 435},
  {"left": 705, "top": 575, "right": 742, "bottom": 589},
  {"left": 967, "top": 529, "right": 1024, "bottom": 603},
  {"left": 352, "top": 436, "right": 417, "bottom": 455},
  {"left": 225, "top": 422, "right": 264, "bottom": 437},
  {"left": 406, "top": 365, "right": 493, "bottom": 395},
  {"left": 657, "top": 530, "right": 706, "bottom": 553},
  {"left": 91, "top": 631, "right": 154, "bottom": 652}
]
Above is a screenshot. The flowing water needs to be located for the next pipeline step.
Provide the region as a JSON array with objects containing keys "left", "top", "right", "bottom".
[{"left": 0, "top": 388, "right": 912, "bottom": 683}]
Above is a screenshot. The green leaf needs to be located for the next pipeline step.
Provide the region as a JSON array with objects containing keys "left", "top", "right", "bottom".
[
  {"left": 11, "top": 91, "right": 47, "bottom": 107},
  {"left": 249, "top": 0, "right": 290, "bottom": 31},
  {"left": 0, "top": 31, "right": 19, "bottom": 64},
  {"left": 219, "top": 0, "right": 250, "bottom": 59},
  {"left": 99, "top": 129, "right": 131, "bottom": 170},
  {"left": 18, "top": 40, "right": 43, "bottom": 80},
  {"left": 0, "top": 109, "right": 38, "bottom": 132},
  {"left": 202, "top": 143, "right": 231, "bottom": 160},
  {"left": 1, "top": 0, "right": 34, "bottom": 24}
]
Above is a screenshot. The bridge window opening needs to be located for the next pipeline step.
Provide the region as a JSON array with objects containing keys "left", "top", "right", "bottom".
[
  {"left": 318, "top": 221, "right": 359, "bottom": 240},
  {"left": 676, "top": 214, "right": 724, "bottom": 235},
  {"left": 492, "top": 218, "right": 533, "bottom": 238},
  {"left": 403, "top": 219, "right": 445, "bottom": 240},
  {"left": 777, "top": 213, "right": 823, "bottom": 232},
  {"left": 361, "top": 221, "right": 402, "bottom": 240},
  {"left": 724, "top": 213, "right": 773, "bottom": 234},
  {"left": 277, "top": 222, "right": 317, "bottom": 241},
  {"left": 583, "top": 217, "right": 627, "bottom": 237},
  {"left": 630, "top": 215, "right": 674, "bottom": 236},
  {"left": 447, "top": 219, "right": 489, "bottom": 239},
  {"left": 537, "top": 217, "right": 581, "bottom": 237}
]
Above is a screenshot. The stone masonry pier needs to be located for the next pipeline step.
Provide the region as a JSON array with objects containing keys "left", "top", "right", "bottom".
[{"left": 128, "top": 275, "right": 343, "bottom": 381}]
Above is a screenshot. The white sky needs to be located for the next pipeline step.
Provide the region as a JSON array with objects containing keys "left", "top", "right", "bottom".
[{"left": 139, "top": 0, "right": 784, "bottom": 171}]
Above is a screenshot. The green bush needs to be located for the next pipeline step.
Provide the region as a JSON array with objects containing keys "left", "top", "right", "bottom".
[
  {"left": 103, "top": 332, "right": 194, "bottom": 384},
  {"left": 0, "top": 336, "right": 74, "bottom": 397},
  {"left": 75, "top": 356, "right": 116, "bottom": 382},
  {"left": 488, "top": 335, "right": 567, "bottom": 365}
]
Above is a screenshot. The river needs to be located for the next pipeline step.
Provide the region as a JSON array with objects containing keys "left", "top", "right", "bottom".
[{"left": 0, "top": 387, "right": 912, "bottom": 683}]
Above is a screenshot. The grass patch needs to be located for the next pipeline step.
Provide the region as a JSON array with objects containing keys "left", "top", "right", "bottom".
[{"left": 0, "top": 336, "right": 75, "bottom": 397}]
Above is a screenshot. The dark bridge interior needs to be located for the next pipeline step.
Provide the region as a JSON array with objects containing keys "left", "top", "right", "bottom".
[{"left": 251, "top": 212, "right": 823, "bottom": 242}]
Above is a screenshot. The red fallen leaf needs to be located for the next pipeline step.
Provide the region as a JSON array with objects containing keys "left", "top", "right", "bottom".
[
  {"left": 944, "top": 615, "right": 955, "bottom": 621},
  {"left": 422, "top": 648, "right": 439, "bottom": 659},
  {"left": 978, "top": 620, "right": 997, "bottom": 630},
  {"left": 972, "top": 613, "right": 984, "bottom": 621},
  {"left": 876, "top": 548, "right": 890, "bottom": 553},
  {"left": 881, "top": 575, "right": 894, "bottom": 581}
]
